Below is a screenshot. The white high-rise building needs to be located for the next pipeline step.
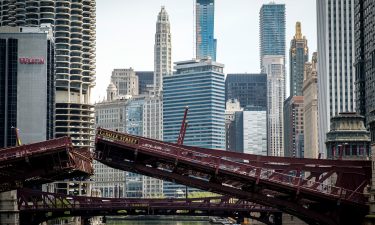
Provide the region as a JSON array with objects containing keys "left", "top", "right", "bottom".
[
  {"left": 143, "top": 96, "right": 163, "bottom": 140},
  {"left": 243, "top": 109, "right": 267, "bottom": 156},
  {"left": 303, "top": 53, "right": 319, "bottom": 159},
  {"left": 154, "top": 6, "right": 172, "bottom": 93},
  {"left": 111, "top": 68, "right": 139, "bottom": 97},
  {"left": 263, "top": 56, "right": 285, "bottom": 156},
  {"left": 92, "top": 84, "right": 128, "bottom": 198},
  {"left": 317, "top": 0, "right": 356, "bottom": 155}
]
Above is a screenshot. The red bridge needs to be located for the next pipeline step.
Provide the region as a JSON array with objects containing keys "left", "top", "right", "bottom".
[
  {"left": 0, "top": 137, "right": 93, "bottom": 192},
  {"left": 94, "top": 128, "right": 371, "bottom": 225},
  {"left": 17, "top": 188, "right": 280, "bottom": 225}
]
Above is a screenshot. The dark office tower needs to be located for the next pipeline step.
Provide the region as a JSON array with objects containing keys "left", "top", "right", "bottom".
[
  {"left": 0, "top": 0, "right": 96, "bottom": 147},
  {"left": 135, "top": 71, "right": 154, "bottom": 95},
  {"left": 225, "top": 73, "right": 267, "bottom": 108},
  {"left": 196, "top": 0, "right": 216, "bottom": 61},
  {"left": 0, "top": 26, "right": 55, "bottom": 148},
  {"left": 289, "top": 22, "right": 309, "bottom": 96},
  {"left": 355, "top": 0, "right": 366, "bottom": 118},
  {"left": 355, "top": 0, "right": 375, "bottom": 136},
  {"left": 259, "top": 3, "right": 286, "bottom": 69}
]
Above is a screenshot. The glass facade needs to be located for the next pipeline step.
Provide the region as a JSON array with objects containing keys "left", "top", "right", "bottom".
[
  {"left": 163, "top": 59, "right": 225, "bottom": 197},
  {"left": 259, "top": 3, "right": 285, "bottom": 69},
  {"left": 196, "top": 0, "right": 217, "bottom": 61},
  {"left": 163, "top": 59, "right": 225, "bottom": 149},
  {"left": 125, "top": 97, "right": 145, "bottom": 198},
  {"left": 225, "top": 73, "right": 267, "bottom": 108},
  {"left": 2, "top": 38, "right": 18, "bottom": 147},
  {"left": 233, "top": 107, "right": 267, "bottom": 155},
  {"left": 0, "top": 39, "right": 5, "bottom": 146},
  {"left": 135, "top": 71, "right": 154, "bottom": 95}
]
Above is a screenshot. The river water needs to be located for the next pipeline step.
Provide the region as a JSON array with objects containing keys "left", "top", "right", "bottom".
[
  {"left": 108, "top": 222, "right": 209, "bottom": 225},
  {"left": 107, "top": 218, "right": 210, "bottom": 225}
]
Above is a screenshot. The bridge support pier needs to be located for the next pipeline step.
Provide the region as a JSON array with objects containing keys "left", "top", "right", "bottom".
[{"left": 0, "top": 191, "right": 19, "bottom": 225}]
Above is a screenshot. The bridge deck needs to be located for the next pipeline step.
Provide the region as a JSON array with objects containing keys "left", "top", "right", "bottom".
[
  {"left": 0, "top": 137, "right": 93, "bottom": 192},
  {"left": 94, "top": 128, "right": 370, "bottom": 225},
  {"left": 18, "top": 188, "right": 279, "bottom": 225}
]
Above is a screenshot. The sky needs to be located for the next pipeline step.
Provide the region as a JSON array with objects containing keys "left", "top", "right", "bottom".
[{"left": 94, "top": 0, "right": 317, "bottom": 102}]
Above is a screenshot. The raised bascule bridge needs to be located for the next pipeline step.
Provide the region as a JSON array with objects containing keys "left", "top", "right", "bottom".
[
  {"left": 94, "top": 128, "right": 371, "bottom": 225},
  {"left": 0, "top": 137, "right": 93, "bottom": 192},
  {"left": 0, "top": 128, "right": 372, "bottom": 225}
]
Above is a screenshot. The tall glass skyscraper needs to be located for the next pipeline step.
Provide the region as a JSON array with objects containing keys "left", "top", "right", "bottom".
[
  {"left": 163, "top": 58, "right": 225, "bottom": 197},
  {"left": 163, "top": 59, "right": 225, "bottom": 150},
  {"left": 259, "top": 3, "right": 285, "bottom": 69},
  {"left": 196, "top": 0, "right": 217, "bottom": 61}
]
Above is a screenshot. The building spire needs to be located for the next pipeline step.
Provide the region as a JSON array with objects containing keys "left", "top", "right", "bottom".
[
  {"left": 154, "top": 6, "right": 172, "bottom": 94},
  {"left": 295, "top": 22, "right": 302, "bottom": 39}
]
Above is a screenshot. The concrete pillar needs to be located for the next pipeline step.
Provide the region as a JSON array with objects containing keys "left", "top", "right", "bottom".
[{"left": 0, "top": 191, "right": 19, "bottom": 225}]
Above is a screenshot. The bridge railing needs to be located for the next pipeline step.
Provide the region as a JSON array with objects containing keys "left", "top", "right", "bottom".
[
  {"left": 140, "top": 138, "right": 366, "bottom": 204},
  {"left": 17, "top": 189, "right": 277, "bottom": 212},
  {"left": 95, "top": 128, "right": 367, "bottom": 205},
  {"left": 0, "top": 137, "right": 72, "bottom": 162}
]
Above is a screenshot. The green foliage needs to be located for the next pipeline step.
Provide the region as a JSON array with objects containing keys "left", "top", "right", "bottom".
[{"left": 187, "top": 191, "right": 220, "bottom": 198}]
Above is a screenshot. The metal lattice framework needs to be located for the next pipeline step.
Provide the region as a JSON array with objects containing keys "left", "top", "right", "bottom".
[
  {"left": 17, "top": 188, "right": 280, "bottom": 225},
  {"left": 0, "top": 137, "right": 93, "bottom": 192},
  {"left": 95, "top": 128, "right": 371, "bottom": 225}
]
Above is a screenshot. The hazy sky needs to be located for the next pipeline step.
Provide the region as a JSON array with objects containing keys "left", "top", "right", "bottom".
[{"left": 94, "top": 0, "right": 317, "bottom": 101}]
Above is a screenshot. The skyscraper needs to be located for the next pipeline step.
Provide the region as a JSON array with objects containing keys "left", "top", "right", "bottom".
[
  {"left": 259, "top": 3, "right": 286, "bottom": 69},
  {"left": 225, "top": 73, "right": 267, "bottom": 108},
  {"left": 154, "top": 6, "right": 172, "bottom": 93},
  {"left": 289, "top": 22, "right": 309, "bottom": 96},
  {"left": 164, "top": 59, "right": 225, "bottom": 149},
  {"left": 0, "top": 0, "right": 96, "bottom": 148},
  {"left": 263, "top": 56, "right": 285, "bottom": 156},
  {"left": 196, "top": 0, "right": 217, "bottom": 61},
  {"left": 0, "top": 25, "right": 55, "bottom": 147},
  {"left": 303, "top": 52, "right": 319, "bottom": 159},
  {"left": 233, "top": 107, "right": 267, "bottom": 155},
  {"left": 354, "top": 0, "right": 375, "bottom": 138},
  {"left": 163, "top": 58, "right": 225, "bottom": 197},
  {"left": 317, "top": 0, "right": 356, "bottom": 155},
  {"left": 354, "top": 2, "right": 375, "bottom": 220},
  {"left": 283, "top": 96, "right": 304, "bottom": 158},
  {"left": 225, "top": 99, "right": 243, "bottom": 151}
]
